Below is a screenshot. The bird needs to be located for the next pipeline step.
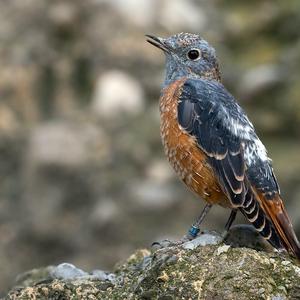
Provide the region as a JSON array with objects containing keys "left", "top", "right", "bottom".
[{"left": 146, "top": 32, "right": 300, "bottom": 259}]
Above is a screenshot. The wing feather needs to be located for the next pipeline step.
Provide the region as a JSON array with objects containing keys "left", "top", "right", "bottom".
[{"left": 178, "top": 79, "right": 247, "bottom": 207}]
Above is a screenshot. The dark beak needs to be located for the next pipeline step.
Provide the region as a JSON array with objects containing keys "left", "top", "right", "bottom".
[{"left": 146, "top": 34, "right": 171, "bottom": 53}]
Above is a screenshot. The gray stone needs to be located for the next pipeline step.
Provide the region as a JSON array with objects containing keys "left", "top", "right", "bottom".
[
  {"left": 27, "top": 121, "right": 110, "bottom": 168},
  {"left": 106, "top": 0, "right": 156, "bottom": 27},
  {"left": 239, "top": 64, "right": 283, "bottom": 98},
  {"left": 92, "top": 70, "right": 145, "bottom": 119},
  {"left": 129, "top": 180, "right": 178, "bottom": 210},
  {"left": 182, "top": 232, "right": 222, "bottom": 250},
  {"left": 159, "top": 0, "right": 207, "bottom": 31},
  {"left": 89, "top": 199, "right": 120, "bottom": 227},
  {"left": 91, "top": 270, "right": 116, "bottom": 283},
  {"left": 50, "top": 263, "right": 88, "bottom": 280}
]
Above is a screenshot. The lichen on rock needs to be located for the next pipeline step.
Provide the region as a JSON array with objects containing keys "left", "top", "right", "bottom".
[{"left": 5, "top": 231, "right": 300, "bottom": 300}]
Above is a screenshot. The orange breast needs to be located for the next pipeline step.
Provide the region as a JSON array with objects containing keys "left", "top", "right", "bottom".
[{"left": 160, "top": 79, "right": 230, "bottom": 207}]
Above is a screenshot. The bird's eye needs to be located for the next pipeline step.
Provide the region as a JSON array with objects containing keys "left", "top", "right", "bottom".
[{"left": 187, "top": 49, "right": 201, "bottom": 60}]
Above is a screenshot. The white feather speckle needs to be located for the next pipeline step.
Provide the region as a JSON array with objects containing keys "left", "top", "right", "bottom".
[{"left": 227, "top": 118, "right": 269, "bottom": 165}]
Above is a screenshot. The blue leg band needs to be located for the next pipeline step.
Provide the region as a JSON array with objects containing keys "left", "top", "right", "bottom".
[{"left": 188, "top": 225, "right": 200, "bottom": 238}]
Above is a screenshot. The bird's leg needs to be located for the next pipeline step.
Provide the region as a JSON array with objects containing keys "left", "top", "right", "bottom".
[
  {"left": 224, "top": 209, "right": 237, "bottom": 231},
  {"left": 222, "top": 209, "right": 237, "bottom": 239},
  {"left": 151, "top": 203, "right": 213, "bottom": 249},
  {"left": 186, "top": 203, "right": 212, "bottom": 240}
]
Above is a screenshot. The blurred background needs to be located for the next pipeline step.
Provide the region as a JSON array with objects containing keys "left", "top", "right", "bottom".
[{"left": 1, "top": 0, "right": 300, "bottom": 294}]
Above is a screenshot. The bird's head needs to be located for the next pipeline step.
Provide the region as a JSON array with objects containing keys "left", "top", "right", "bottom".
[{"left": 146, "top": 33, "right": 221, "bottom": 84}]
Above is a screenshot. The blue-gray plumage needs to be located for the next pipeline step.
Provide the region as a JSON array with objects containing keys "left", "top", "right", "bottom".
[
  {"left": 178, "top": 78, "right": 279, "bottom": 200},
  {"left": 146, "top": 32, "right": 300, "bottom": 259}
]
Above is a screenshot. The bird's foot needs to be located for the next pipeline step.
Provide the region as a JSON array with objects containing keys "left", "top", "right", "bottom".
[
  {"left": 221, "top": 229, "right": 230, "bottom": 241},
  {"left": 151, "top": 224, "right": 204, "bottom": 250},
  {"left": 152, "top": 230, "right": 223, "bottom": 251},
  {"left": 151, "top": 234, "right": 192, "bottom": 250}
]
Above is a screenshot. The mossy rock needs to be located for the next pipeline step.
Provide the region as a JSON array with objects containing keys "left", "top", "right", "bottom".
[{"left": 5, "top": 233, "right": 300, "bottom": 300}]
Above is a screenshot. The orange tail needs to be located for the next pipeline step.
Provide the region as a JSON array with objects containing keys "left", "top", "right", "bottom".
[{"left": 256, "top": 192, "right": 300, "bottom": 259}]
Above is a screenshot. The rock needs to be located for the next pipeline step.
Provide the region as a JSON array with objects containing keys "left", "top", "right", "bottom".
[
  {"left": 146, "top": 159, "right": 174, "bottom": 183},
  {"left": 106, "top": 0, "right": 156, "bottom": 27},
  {"left": 90, "top": 270, "right": 116, "bottom": 283},
  {"left": 129, "top": 179, "right": 178, "bottom": 210},
  {"left": 48, "top": 2, "right": 79, "bottom": 28},
  {"left": 159, "top": 0, "right": 207, "bottom": 32},
  {"left": 215, "top": 244, "right": 231, "bottom": 256},
  {"left": 238, "top": 64, "right": 283, "bottom": 99},
  {"left": 0, "top": 103, "right": 18, "bottom": 135},
  {"left": 92, "top": 70, "right": 145, "bottom": 119},
  {"left": 89, "top": 199, "right": 120, "bottom": 228},
  {"left": 14, "top": 266, "right": 55, "bottom": 288},
  {"left": 50, "top": 263, "right": 88, "bottom": 280},
  {"left": 27, "top": 121, "right": 110, "bottom": 168},
  {"left": 182, "top": 231, "right": 222, "bottom": 250},
  {"left": 224, "top": 224, "right": 273, "bottom": 253},
  {"left": 6, "top": 236, "right": 300, "bottom": 299}
]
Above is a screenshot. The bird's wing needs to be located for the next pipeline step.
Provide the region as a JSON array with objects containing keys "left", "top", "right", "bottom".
[
  {"left": 178, "top": 78, "right": 252, "bottom": 207},
  {"left": 178, "top": 78, "right": 300, "bottom": 257}
]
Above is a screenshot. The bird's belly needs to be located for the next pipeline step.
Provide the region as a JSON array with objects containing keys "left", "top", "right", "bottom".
[{"left": 159, "top": 79, "right": 230, "bottom": 207}]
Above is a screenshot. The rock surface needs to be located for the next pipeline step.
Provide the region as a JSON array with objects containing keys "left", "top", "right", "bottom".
[{"left": 5, "top": 233, "right": 300, "bottom": 300}]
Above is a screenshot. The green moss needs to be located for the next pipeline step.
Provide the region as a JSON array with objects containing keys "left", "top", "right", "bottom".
[{"left": 6, "top": 242, "right": 300, "bottom": 300}]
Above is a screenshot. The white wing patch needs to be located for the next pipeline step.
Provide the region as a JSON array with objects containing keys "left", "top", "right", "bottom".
[
  {"left": 227, "top": 117, "right": 269, "bottom": 166},
  {"left": 230, "top": 120, "right": 253, "bottom": 140},
  {"left": 244, "top": 139, "right": 269, "bottom": 166}
]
